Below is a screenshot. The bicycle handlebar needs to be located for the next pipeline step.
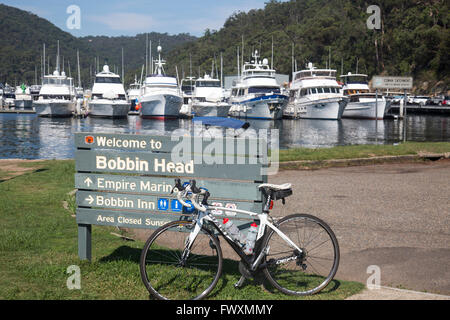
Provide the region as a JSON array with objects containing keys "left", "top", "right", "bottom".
[{"left": 173, "top": 179, "right": 209, "bottom": 212}]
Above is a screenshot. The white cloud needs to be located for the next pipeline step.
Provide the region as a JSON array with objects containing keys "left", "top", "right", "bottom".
[{"left": 87, "top": 12, "right": 156, "bottom": 31}]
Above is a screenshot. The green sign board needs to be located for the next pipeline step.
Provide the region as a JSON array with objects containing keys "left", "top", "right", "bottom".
[{"left": 75, "top": 132, "right": 268, "bottom": 261}]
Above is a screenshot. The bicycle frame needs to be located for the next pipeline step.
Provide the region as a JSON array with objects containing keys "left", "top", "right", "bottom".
[{"left": 183, "top": 203, "right": 304, "bottom": 272}]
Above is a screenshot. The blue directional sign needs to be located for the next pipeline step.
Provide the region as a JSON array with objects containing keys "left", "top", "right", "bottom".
[
  {"left": 171, "top": 199, "right": 182, "bottom": 212},
  {"left": 157, "top": 198, "right": 169, "bottom": 211}
]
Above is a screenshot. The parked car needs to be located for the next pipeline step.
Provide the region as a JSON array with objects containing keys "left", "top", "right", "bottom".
[
  {"left": 409, "top": 96, "right": 430, "bottom": 106},
  {"left": 427, "top": 95, "right": 444, "bottom": 105},
  {"left": 442, "top": 96, "right": 450, "bottom": 107}
]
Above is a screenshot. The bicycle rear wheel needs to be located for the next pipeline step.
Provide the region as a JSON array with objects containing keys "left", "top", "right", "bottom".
[
  {"left": 262, "top": 214, "right": 339, "bottom": 296},
  {"left": 140, "top": 220, "right": 223, "bottom": 300}
]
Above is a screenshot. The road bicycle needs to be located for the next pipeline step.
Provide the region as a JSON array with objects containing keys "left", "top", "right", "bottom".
[{"left": 139, "top": 179, "right": 340, "bottom": 300}]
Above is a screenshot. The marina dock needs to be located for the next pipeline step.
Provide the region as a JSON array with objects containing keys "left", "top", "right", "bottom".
[
  {"left": 0, "top": 109, "right": 35, "bottom": 114},
  {"left": 387, "top": 104, "right": 450, "bottom": 115}
]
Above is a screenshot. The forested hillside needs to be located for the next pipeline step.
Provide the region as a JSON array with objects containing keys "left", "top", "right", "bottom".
[
  {"left": 169, "top": 0, "right": 449, "bottom": 93},
  {"left": 0, "top": 1, "right": 448, "bottom": 93},
  {"left": 0, "top": 4, "right": 196, "bottom": 88}
]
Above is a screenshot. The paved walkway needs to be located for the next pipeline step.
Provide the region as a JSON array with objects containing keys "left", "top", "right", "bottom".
[
  {"left": 346, "top": 286, "right": 450, "bottom": 300},
  {"left": 269, "top": 159, "right": 450, "bottom": 296}
]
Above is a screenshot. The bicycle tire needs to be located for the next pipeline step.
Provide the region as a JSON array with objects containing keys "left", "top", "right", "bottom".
[
  {"left": 262, "top": 213, "right": 340, "bottom": 296},
  {"left": 140, "top": 220, "right": 223, "bottom": 300}
]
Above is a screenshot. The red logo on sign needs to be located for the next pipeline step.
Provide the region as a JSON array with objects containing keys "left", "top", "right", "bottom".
[{"left": 85, "top": 136, "right": 94, "bottom": 144}]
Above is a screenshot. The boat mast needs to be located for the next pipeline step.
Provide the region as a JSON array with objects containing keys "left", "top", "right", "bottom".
[
  {"left": 77, "top": 50, "right": 81, "bottom": 88},
  {"left": 121, "top": 47, "right": 124, "bottom": 84},
  {"left": 145, "top": 34, "right": 148, "bottom": 76},
  {"left": 271, "top": 35, "right": 274, "bottom": 69},
  {"left": 43, "top": 43, "right": 46, "bottom": 83},
  {"left": 149, "top": 40, "right": 152, "bottom": 75},
  {"left": 220, "top": 52, "right": 223, "bottom": 88},
  {"left": 237, "top": 46, "right": 240, "bottom": 80},
  {"left": 56, "top": 40, "right": 60, "bottom": 73}
]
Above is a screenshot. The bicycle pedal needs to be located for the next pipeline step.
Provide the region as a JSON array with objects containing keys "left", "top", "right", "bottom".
[{"left": 234, "top": 276, "right": 246, "bottom": 289}]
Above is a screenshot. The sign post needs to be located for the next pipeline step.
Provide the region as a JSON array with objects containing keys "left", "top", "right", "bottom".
[{"left": 372, "top": 76, "right": 413, "bottom": 142}]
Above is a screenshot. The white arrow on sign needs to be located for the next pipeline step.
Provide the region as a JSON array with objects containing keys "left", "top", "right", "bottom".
[
  {"left": 84, "top": 177, "right": 93, "bottom": 187},
  {"left": 86, "top": 195, "right": 94, "bottom": 205}
]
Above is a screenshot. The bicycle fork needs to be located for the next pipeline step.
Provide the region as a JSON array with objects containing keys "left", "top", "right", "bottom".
[{"left": 179, "top": 213, "right": 207, "bottom": 267}]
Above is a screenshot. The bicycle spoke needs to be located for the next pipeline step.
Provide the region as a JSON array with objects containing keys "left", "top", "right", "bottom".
[
  {"left": 140, "top": 221, "right": 222, "bottom": 300},
  {"left": 263, "top": 214, "right": 339, "bottom": 296}
]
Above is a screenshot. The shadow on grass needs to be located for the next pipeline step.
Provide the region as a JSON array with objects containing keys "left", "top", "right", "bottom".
[
  {"left": 99, "top": 245, "right": 141, "bottom": 263},
  {"left": 0, "top": 168, "right": 49, "bottom": 184},
  {"left": 99, "top": 245, "right": 341, "bottom": 298}
]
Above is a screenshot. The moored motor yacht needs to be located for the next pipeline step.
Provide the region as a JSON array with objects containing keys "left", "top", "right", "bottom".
[
  {"left": 139, "top": 45, "right": 182, "bottom": 119},
  {"left": 229, "top": 50, "right": 288, "bottom": 120},
  {"left": 34, "top": 41, "right": 76, "bottom": 117},
  {"left": 14, "top": 84, "right": 33, "bottom": 109},
  {"left": 340, "top": 73, "right": 387, "bottom": 119},
  {"left": 191, "top": 74, "right": 230, "bottom": 117},
  {"left": 88, "top": 64, "right": 130, "bottom": 118},
  {"left": 288, "top": 63, "right": 347, "bottom": 120},
  {"left": 127, "top": 76, "right": 141, "bottom": 112},
  {"left": 179, "top": 76, "right": 195, "bottom": 118},
  {"left": 34, "top": 70, "right": 76, "bottom": 117}
]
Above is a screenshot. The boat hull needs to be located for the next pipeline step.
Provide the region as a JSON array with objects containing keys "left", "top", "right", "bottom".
[
  {"left": 229, "top": 95, "right": 287, "bottom": 120},
  {"left": 192, "top": 102, "right": 230, "bottom": 118},
  {"left": 14, "top": 99, "right": 33, "bottom": 109},
  {"left": 140, "top": 94, "right": 182, "bottom": 119},
  {"left": 295, "top": 98, "right": 347, "bottom": 120},
  {"left": 88, "top": 100, "right": 130, "bottom": 118},
  {"left": 342, "top": 99, "right": 387, "bottom": 120},
  {"left": 34, "top": 100, "right": 75, "bottom": 117},
  {"left": 179, "top": 104, "right": 192, "bottom": 118}
]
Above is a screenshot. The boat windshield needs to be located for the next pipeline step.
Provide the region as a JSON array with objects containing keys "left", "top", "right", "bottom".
[
  {"left": 344, "top": 89, "right": 370, "bottom": 95},
  {"left": 43, "top": 78, "right": 73, "bottom": 86},
  {"left": 342, "top": 76, "right": 368, "bottom": 84},
  {"left": 182, "top": 85, "right": 194, "bottom": 93},
  {"left": 95, "top": 77, "right": 122, "bottom": 84},
  {"left": 295, "top": 70, "right": 336, "bottom": 80},
  {"left": 248, "top": 87, "right": 281, "bottom": 94},
  {"left": 300, "top": 87, "right": 340, "bottom": 96},
  {"left": 196, "top": 81, "right": 220, "bottom": 87}
]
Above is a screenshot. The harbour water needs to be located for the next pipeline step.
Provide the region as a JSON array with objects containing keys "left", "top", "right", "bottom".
[{"left": 0, "top": 113, "right": 449, "bottom": 160}]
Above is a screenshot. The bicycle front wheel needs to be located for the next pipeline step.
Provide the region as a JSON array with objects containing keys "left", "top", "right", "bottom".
[
  {"left": 262, "top": 214, "right": 340, "bottom": 296},
  {"left": 140, "top": 220, "right": 223, "bottom": 300}
]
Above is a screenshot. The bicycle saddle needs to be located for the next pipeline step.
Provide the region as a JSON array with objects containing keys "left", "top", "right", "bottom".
[
  {"left": 258, "top": 183, "right": 292, "bottom": 191},
  {"left": 258, "top": 183, "right": 293, "bottom": 201}
]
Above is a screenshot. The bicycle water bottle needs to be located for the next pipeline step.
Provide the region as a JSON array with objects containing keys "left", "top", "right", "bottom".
[
  {"left": 223, "top": 218, "right": 246, "bottom": 245},
  {"left": 244, "top": 223, "right": 258, "bottom": 255}
]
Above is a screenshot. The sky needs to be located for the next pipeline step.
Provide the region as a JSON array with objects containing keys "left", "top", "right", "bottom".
[{"left": 1, "top": 0, "right": 278, "bottom": 37}]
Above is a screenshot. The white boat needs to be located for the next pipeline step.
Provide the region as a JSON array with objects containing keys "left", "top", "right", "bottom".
[
  {"left": 229, "top": 50, "right": 288, "bottom": 120},
  {"left": 34, "top": 70, "right": 76, "bottom": 117},
  {"left": 127, "top": 76, "right": 141, "bottom": 113},
  {"left": 88, "top": 64, "right": 130, "bottom": 118},
  {"left": 14, "top": 85, "right": 33, "bottom": 109},
  {"left": 340, "top": 73, "right": 387, "bottom": 120},
  {"left": 191, "top": 74, "right": 230, "bottom": 117},
  {"left": 139, "top": 45, "right": 182, "bottom": 119},
  {"left": 288, "top": 63, "right": 347, "bottom": 120},
  {"left": 30, "top": 85, "right": 41, "bottom": 101},
  {"left": 34, "top": 42, "right": 76, "bottom": 117},
  {"left": 179, "top": 77, "right": 195, "bottom": 118},
  {"left": 2, "top": 84, "right": 16, "bottom": 108}
]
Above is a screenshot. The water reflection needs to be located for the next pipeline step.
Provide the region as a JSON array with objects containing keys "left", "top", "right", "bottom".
[{"left": 0, "top": 113, "right": 449, "bottom": 160}]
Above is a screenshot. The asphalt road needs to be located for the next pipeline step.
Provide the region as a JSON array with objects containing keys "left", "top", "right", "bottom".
[{"left": 268, "top": 159, "right": 450, "bottom": 295}]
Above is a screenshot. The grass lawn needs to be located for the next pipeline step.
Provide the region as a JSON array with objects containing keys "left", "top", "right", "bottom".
[
  {"left": 278, "top": 141, "right": 450, "bottom": 162},
  {"left": 0, "top": 160, "right": 364, "bottom": 300}
]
